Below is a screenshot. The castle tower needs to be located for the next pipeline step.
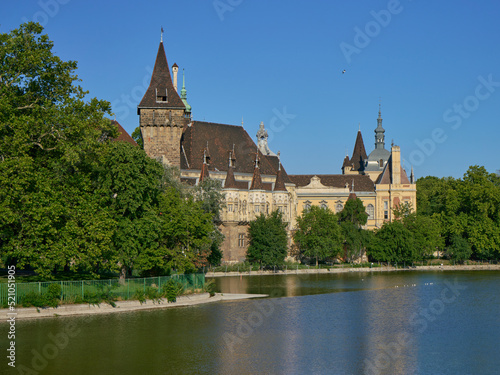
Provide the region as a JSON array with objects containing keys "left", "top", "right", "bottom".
[{"left": 137, "top": 34, "right": 188, "bottom": 167}]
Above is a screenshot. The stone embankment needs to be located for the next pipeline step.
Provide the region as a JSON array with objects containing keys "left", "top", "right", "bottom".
[
  {"left": 1, "top": 293, "right": 268, "bottom": 320},
  {"left": 207, "top": 264, "right": 500, "bottom": 277}
]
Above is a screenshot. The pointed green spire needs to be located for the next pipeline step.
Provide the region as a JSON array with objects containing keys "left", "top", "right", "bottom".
[{"left": 180, "top": 69, "right": 192, "bottom": 113}]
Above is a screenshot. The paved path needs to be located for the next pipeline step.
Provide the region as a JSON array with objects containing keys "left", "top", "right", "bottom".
[{"left": 0, "top": 293, "right": 269, "bottom": 320}]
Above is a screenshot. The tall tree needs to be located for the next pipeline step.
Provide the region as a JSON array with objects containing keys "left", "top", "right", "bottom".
[
  {"left": 247, "top": 210, "right": 288, "bottom": 268},
  {"left": 97, "top": 141, "right": 164, "bottom": 280},
  {"left": 0, "top": 23, "right": 116, "bottom": 278},
  {"left": 294, "top": 206, "right": 342, "bottom": 266},
  {"left": 338, "top": 197, "right": 368, "bottom": 226},
  {"left": 338, "top": 197, "right": 369, "bottom": 262},
  {"left": 369, "top": 221, "right": 417, "bottom": 263},
  {"left": 194, "top": 178, "right": 226, "bottom": 265}
]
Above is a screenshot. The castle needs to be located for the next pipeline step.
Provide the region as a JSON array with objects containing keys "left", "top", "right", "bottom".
[{"left": 129, "top": 38, "right": 416, "bottom": 263}]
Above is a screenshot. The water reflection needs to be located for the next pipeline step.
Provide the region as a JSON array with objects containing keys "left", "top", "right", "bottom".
[{"left": 5, "top": 271, "right": 500, "bottom": 374}]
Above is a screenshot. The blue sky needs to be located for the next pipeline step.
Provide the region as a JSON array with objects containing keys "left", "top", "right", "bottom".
[{"left": 3, "top": 0, "right": 500, "bottom": 179}]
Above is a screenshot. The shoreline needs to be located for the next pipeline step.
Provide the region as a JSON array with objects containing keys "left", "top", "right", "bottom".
[
  {"left": 3, "top": 265, "right": 498, "bottom": 320},
  {"left": 0, "top": 293, "right": 268, "bottom": 320},
  {"left": 206, "top": 264, "right": 500, "bottom": 277}
]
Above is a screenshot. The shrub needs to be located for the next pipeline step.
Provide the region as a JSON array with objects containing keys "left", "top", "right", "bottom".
[{"left": 163, "top": 279, "right": 184, "bottom": 303}]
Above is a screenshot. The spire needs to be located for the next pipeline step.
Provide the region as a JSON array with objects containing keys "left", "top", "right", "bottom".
[
  {"left": 348, "top": 179, "right": 357, "bottom": 200},
  {"left": 138, "top": 39, "right": 185, "bottom": 110},
  {"left": 374, "top": 103, "right": 386, "bottom": 150},
  {"left": 410, "top": 166, "right": 415, "bottom": 184},
  {"left": 199, "top": 149, "right": 210, "bottom": 183},
  {"left": 180, "top": 69, "right": 192, "bottom": 113},
  {"left": 161, "top": 27, "right": 164, "bottom": 43},
  {"left": 250, "top": 152, "right": 263, "bottom": 190},
  {"left": 224, "top": 151, "right": 238, "bottom": 189},
  {"left": 349, "top": 130, "right": 368, "bottom": 172},
  {"left": 274, "top": 151, "right": 287, "bottom": 191}
]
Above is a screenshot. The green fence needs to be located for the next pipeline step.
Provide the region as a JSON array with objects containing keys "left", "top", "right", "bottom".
[{"left": 0, "top": 273, "right": 205, "bottom": 306}]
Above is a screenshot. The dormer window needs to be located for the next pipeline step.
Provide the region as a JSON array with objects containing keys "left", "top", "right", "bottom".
[{"left": 155, "top": 88, "right": 167, "bottom": 103}]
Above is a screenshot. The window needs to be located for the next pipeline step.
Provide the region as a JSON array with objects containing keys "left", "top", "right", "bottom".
[
  {"left": 304, "top": 200, "right": 312, "bottom": 212},
  {"left": 367, "top": 204, "right": 374, "bottom": 220},
  {"left": 228, "top": 204, "right": 233, "bottom": 212},
  {"left": 238, "top": 233, "right": 245, "bottom": 247},
  {"left": 242, "top": 200, "right": 247, "bottom": 214},
  {"left": 156, "top": 88, "right": 167, "bottom": 102},
  {"left": 335, "top": 201, "right": 343, "bottom": 213},
  {"left": 379, "top": 159, "right": 384, "bottom": 167},
  {"left": 255, "top": 205, "right": 260, "bottom": 213},
  {"left": 384, "top": 201, "right": 389, "bottom": 220},
  {"left": 320, "top": 200, "right": 328, "bottom": 210}
]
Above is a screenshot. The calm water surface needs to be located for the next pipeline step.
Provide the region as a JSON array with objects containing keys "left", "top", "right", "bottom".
[{"left": 4, "top": 271, "right": 500, "bottom": 374}]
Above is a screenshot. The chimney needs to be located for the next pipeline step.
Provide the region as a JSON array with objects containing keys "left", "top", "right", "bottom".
[
  {"left": 391, "top": 145, "right": 401, "bottom": 185},
  {"left": 172, "top": 63, "right": 179, "bottom": 92}
]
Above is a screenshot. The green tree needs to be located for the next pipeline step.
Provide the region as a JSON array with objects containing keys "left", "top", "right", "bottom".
[
  {"left": 0, "top": 23, "right": 116, "bottom": 278},
  {"left": 368, "top": 221, "right": 417, "bottom": 263},
  {"left": 247, "top": 211, "right": 288, "bottom": 268},
  {"left": 194, "top": 178, "right": 226, "bottom": 265},
  {"left": 338, "top": 197, "right": 370, "bottom": 262},
  {"left": 417, "top": 166, "right": 500, "bottom": 260},
  {"left": 338, "top": 197, "right": 368, "bottom": 226},
  {"left": 403, "top": 213, "right": 444, "bottom": 259},
  {"left": 97, "top": 141, "right": 164, "bottom": 280},
  {"left": 294, "top": 206, "right": 342, "bottom": 266},
  {"left": 340, "top": 221, "right": 373, "bottom": 262},
  {"left": 446, "top": 234, "right": 472, "bottom": 264},
  {"left": 131, "top": 126, "right": 144, "bottom": 148}
]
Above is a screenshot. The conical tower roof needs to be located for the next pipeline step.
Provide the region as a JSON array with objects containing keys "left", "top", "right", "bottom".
[
  {"left": 350, "top": 130, "right": 368, "bottom": 172},
  {"left": 138, "top": 41, "right": 185, "bottom": 110},
  {"left": 199, "top": 150, "right": 210, "bottom": 183},
  {"left": 224, "top": 152, "right": 238, "bottom": 189},
  {"left": 250, "top": 153, "right": 263, "bottom": 190}
]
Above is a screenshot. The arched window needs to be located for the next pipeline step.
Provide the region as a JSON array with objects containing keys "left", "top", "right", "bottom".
[
  {"left": 366, "top": 204, "right": 374, "bottom": 220},
  {"left": 335, "top": 201, "right": 343, "bottom": 213},
  {"left": 320, "top": 200, "right": 328, "bottom": 210},
  {"left": 379, "top": 159, "right": 384, "bottom": 167},
  {"left": 304, "top": 200, "right": 312, "bottom": 212},
  {"left": 242, "top": 200, "right": 247, "bottom": 214}
]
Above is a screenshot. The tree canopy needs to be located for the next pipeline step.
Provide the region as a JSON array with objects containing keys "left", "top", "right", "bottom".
[
  {"left": 247, "top": 210, "right": 288, "bottom": 268},
  {"left": 0, "top": 23, "right": 223, "bottom": 279},
  {"left": 294, "top": 206, "right": 342, "bottom": 266}
]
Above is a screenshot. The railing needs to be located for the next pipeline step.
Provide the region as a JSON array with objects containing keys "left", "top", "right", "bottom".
[{"left": 0, "top": 273, "right": 205, "bottom": 305}]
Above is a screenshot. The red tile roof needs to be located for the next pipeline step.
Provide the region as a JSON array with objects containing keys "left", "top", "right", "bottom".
[
  {"left": 288, "top": 174, "right": 375, "bottom": 192},
  {"left": 111, "top": 120, "right": 137, "bottom": 146},
  {"left": 181, "top": 121, "right": 290, "bottom": 182}
]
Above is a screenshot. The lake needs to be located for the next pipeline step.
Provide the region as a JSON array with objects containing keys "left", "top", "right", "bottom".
[{"left": 4, "top": 270, "right": 500, "bottom": 374}]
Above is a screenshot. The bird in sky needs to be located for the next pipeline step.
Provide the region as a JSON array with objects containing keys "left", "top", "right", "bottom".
[{"left": 342, "top": 69, "right": 346, "bottom": 74}]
